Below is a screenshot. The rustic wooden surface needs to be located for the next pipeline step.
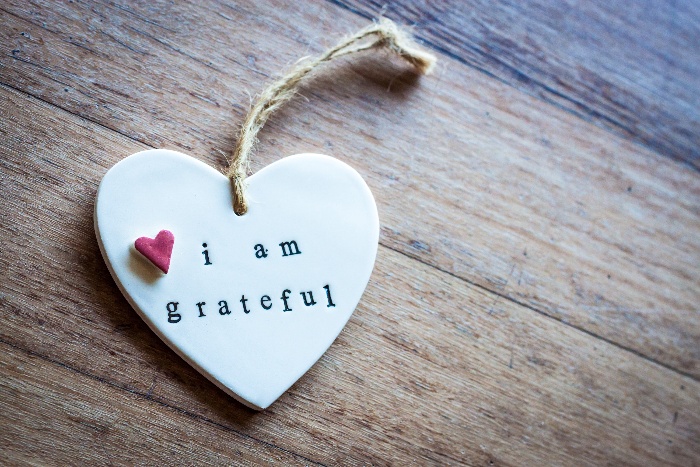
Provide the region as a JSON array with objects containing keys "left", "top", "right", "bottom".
[{"left": 0, "top": 1, "right": 698, "bottom": 465}]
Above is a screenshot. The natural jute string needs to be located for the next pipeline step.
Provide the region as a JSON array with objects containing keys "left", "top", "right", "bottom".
[{"left": 227, "top": 18, "right": 437, "bottom": 215}]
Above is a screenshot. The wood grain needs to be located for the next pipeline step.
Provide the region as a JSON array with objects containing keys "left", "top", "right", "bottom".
[
  {"left": 1, "top": 0, "right": 699, "bottom": 464},
  {"left": 1, "top": 0, "right": 698, "bottom": 377},
  {"left": 1, "top": 83, "right": 698, "bottom": 465},
  {"left": 0, "top": 342, "right": 317, "bottom": 466},
  {"left": 337, "top": 0, "right": 700, "bottom": 168}
]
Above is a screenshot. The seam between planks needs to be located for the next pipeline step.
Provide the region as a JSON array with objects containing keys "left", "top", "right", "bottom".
[
  {"left": 0, "top": 80, "right": 154, "bottom": 150},
  {"left": 380, "top": 243, "right": 700, "bottom": 383},
  {"left": 0, "top": 336, "right": 329, "bottom": 467},
  {"left": 326, "top": 0, "right": 700, "bottom": 173},
  {"left": 1, "top": 80, "right": 697, "bottom": 384},
  {"left": 4, "top": 1, "right": 697, "bottom": 173}
]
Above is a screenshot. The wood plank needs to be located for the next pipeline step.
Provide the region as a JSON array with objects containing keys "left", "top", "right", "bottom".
[
  {"left": 1, "top": 0, "right": 698, "bottom": 377},
  {"left": 337, "top": 0, "right": 700, "bottom": 168},
  {"left": 1, "top": 84, "right": 698, "bottom": 465},
  {"left": 0, "top": 341, "right": 318, "bottom": 466}
]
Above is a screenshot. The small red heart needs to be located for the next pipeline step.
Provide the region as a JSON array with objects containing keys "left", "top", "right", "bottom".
[{"left": 134, "top": 230, "right": 175, "bottom": 274}]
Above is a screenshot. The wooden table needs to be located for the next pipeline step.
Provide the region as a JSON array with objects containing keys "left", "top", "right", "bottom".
[{"left": 1, "top": 1, "right": 698, "bottom": 465}]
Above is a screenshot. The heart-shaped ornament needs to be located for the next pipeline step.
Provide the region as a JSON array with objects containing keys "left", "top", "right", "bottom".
[
  {"left": 95, "top": 149, "right": 379, "bottom": 409},
  {"left": 134, "top": 230, "right": 175, "bottom": 274}
]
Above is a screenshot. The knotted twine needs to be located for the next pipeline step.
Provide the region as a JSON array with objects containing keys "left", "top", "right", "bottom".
[{"left": 227, "top": 18, "right": 437, "bottom": 215}]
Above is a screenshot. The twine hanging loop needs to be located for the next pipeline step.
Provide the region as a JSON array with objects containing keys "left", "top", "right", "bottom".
[{"left": 227, "top": 18, "right": 437, "bottom": 215}]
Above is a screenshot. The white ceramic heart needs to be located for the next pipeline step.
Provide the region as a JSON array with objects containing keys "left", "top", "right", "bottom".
[{"left": 94, "top": 149, "right": 378, "bottom": 409}]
